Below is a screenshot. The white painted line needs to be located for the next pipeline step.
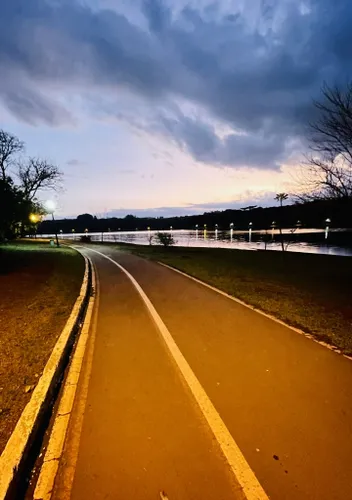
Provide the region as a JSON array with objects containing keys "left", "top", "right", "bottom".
[
  {"left": 34, "top": 258, "right": 97, "bottom": 500},
  {"left": 158, "top": 261, "right": 350, "bottom": 358},
  {"left": 84, "top": 247, "right": 269, "bottom": 500},
  {"left": 0, "top": 255, "right": 90, "bottom": 500}
]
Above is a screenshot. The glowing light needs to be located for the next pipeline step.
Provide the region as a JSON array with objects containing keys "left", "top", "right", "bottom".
[
  {"left": 29, "top": 213, "right": 40, "bottom": 223},
  {"left": 45, "top": 200, "right": 56, "bottom": 213}
]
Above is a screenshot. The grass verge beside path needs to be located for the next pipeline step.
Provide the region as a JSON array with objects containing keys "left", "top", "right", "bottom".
[
  {"left": 0, "top": 241, "right": 84, "bottom": 454},
  {"left": 114, "top": 243, "right": 352, "bottom": 355}
]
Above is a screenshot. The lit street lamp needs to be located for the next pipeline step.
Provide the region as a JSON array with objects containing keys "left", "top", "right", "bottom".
[
  {"left": 45, "top": 200, "right": 59, "bottom": 247},
  {"left": 271, "top": 220, "right": 276, "bottom": 240},
  {"left": 29, "top": 213, "right": 40, "bottom": 238},
  {"left": 230, "top": 222, "right": 234, "bottom": 242},
  {"left": 325, "top": 218, "right": 331, "bottom": 240}
]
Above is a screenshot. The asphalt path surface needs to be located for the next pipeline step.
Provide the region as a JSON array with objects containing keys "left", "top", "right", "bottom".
[{"left": 52, "top": 245, "right": 352, "bottom": 500}]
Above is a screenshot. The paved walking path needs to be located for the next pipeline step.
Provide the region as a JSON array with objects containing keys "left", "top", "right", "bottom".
[{"left": 51, "top": 245, "right": 352, "bottom": 500}]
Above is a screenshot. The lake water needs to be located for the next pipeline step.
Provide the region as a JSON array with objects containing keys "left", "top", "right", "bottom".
[{"left": 42, "top": 228, "right": 352, "bottom": 257}]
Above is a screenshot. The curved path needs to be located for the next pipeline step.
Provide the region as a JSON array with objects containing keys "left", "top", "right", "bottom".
[{"left": 48, "top": 245, "right": 352, "bottom": 500}]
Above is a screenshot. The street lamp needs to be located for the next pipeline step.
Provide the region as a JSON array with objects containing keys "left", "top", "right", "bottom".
[
  {"left": 248, "top": 222, "right": 253, "bottom": 243},
  {"left": 45, "top": 200, "right": 59, "bottom": 247},
  {"left": 271, "top": 220, "right": 276, "bottom": 240},
  {"left": 29, "top": 213, "right": 40, "bottom": 223},
  {"left": 29, "top": 213, "right": 40, "bottom": 239},
  {"left": 325, "top": 218, "right": 331, "bottom": 240}
]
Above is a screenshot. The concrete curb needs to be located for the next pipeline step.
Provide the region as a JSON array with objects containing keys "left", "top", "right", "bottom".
[{"left": 0, "top": 253, "right": 92, "bottom": 500}]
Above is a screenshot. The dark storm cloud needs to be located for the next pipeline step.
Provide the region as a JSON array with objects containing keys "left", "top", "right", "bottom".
[
  {"left": 154, "top": 110, "right": 290, "bottom": 168},
  {"left": 1, "top": 0, "right": 352, "bottom": 168}
]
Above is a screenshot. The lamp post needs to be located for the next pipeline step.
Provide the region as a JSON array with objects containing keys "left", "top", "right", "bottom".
[
  {"left": 271, "top": 220, "right": 276, "bottom": 240},
  {"left": 215, "top": 223, "right": 218, "bottom": 240},
  {"left": 45, "top": 200, "right": 59, "bottom": 247},
  {"left": 230, "top": 222, "right": 234, "bottom": 242},
  {"left": 29, "top": 213, "right": 40, "bottom": 238},
  {"left": 325, "top": 218, "right": 331, "bottom": 240},
  {"left": 195, "top": 224, "right": 199, "bottom": 239},
  {"left": 248, "top": 222, "right": 253, "bottom": 243},
  {"left": 204, "top": 223, "right": 207, "bottom": 239}
]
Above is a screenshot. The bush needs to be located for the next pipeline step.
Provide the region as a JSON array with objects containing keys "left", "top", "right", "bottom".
[
  {"left": 155, "top": 232, "right": 175, "bottom": 247},
  {"left": 80, "top": 235, "right": 91, "bottom": 242}
]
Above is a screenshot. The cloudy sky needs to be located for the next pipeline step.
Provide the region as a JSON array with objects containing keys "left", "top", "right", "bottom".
[{"left": 1, "top": 0, "right": 351, "bottom": 217}]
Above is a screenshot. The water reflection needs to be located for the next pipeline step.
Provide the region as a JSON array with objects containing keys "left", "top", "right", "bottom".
[{"left": 44, "top": 228, "right": 352, "bottom": 258}]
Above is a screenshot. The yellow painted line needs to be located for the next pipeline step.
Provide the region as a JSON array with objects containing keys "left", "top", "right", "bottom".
[
  {"left": 157, "top": 262, "right": 348, "bottom": 357},
  {"left": 84, "top": 247, "right": 269, "bottom": 500},
  {"left": 51, "top": 262, "right": 100, "bottom": 500},
  {"left": 33, "top": 258, "right": 97, "bottom": 500},
  {"left": 0, "top": 255, "right": 90, "bottom": 500}
]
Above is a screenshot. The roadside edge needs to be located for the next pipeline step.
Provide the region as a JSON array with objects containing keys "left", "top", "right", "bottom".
[
  {"left": 157, "top": 261, "right": 352, "bottom": 361},
  {"left": 0, "top": 252, "right": 92, "bottom": 500},
  {"left": 33, "top": 255, "right": 97, "bottom": 500}
]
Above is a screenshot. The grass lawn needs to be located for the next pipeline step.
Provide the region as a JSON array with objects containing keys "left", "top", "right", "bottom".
[
  {"left": 0, "top": 241, "right": 84, "bottom": 454},
  {"left": 113, "top": 243, "right": 352, "bottom": 354}
]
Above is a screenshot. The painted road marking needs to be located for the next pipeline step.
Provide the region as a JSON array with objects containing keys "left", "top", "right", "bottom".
[
  {"left": 85, "top": 247, "right": 269, "bottom": 500},
  {"left": 52, "top": 259, "right": 100, "bottom": 500},
  {"left": 157, "top": 262, "right": 350, "bottom": 359},
  {"left": 34, "top": 258, "right": 97, "bottom": 500}
]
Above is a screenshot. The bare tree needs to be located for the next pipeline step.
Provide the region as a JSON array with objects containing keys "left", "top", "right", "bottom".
[
  {"left": 300, "top": 82, "right": 352, "bottom": 200},
  {"left": 0, "top": 130, "right": 24, "bottom": 180},
  {"left": 17, "top": 157, "right": 62, "bottom": 201},
  {"left": 275, "top": 193, "right": 289, "bottom": 207}
]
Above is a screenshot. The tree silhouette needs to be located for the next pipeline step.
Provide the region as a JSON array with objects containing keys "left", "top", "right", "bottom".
[
  {"left": 275, "top": 193, "right": 289, "bottom": 207},
  {"left": 17, "top": 157, "right": 62, "bottom": 201},
  {"left": 0, "top": 130, "right": 24, "bottom": 180},
  {"left": 300, "top": 82, "right": 352, "bottom": 200}
]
